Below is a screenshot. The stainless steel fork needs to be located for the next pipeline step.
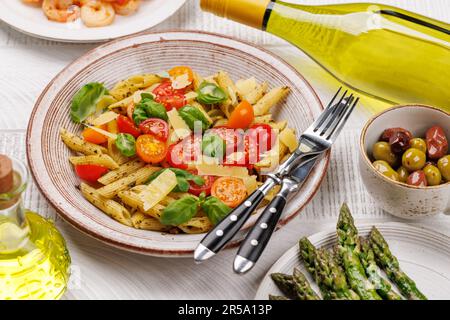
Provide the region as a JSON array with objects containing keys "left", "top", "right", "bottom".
[{"left": 194, "top": 88, "right": 358, "bottom": 263}]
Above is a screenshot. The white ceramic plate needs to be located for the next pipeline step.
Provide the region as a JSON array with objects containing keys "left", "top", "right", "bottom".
[
  {"left": 255, "top": 223, "right": 450, "bottom": 300},
  {"left": 26, "top": 31, "right": 328, "bottom": 257},
  {"left": 0, "top": 0, "right": 186, "bottom": 43}
]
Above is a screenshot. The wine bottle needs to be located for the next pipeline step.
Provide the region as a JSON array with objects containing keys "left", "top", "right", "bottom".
[{"left": 201, "top": 0, "right": 450, "bottom": 111}]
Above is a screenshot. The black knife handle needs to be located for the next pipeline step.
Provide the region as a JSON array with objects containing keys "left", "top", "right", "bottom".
[
  {"left": 198, "top": 179, "right": 276, "bottom": 254},
  {"left": 236, "top": 194, "right": 286, "bottom": 265}
]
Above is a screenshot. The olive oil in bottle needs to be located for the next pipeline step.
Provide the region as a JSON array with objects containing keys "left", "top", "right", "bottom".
[
  {"left": 201, "top": 0, "right": 450, "bottom": 111},
  {"left": 0, "top": 156, "right": 71, "bottom": 300}
]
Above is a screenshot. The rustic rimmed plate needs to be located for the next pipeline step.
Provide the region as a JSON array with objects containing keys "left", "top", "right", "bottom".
[
  {"left": 0, "top": 0, "right": 186, "bottom": 43},
  {"left": 26, "top": 31, "right": 329, "bottom": 257},
  {"left": 255, "top": 223, "right": 450, "bottom": 300}
]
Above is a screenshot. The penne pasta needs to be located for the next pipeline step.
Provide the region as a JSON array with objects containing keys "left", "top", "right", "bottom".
[
  {"left": 98, "top": 159, "right": 145, "bottom": 185},
  {"left": 107, "top": 138, "right": 130, "bottom": 166},
  {"left": 80, "top": 183, "right": 132, "bottom": 227},
  {"left": 60, "top": 128, "right": 107, "bottom": 155},
  {"left": 178, "top": 217, "right": 213, "bottom": 234},
  {"left": 97, "top": 166, "right": 159, "bottom": 199},
  {"left": 253, "top": 86, "right": 290, "bottom": 116},
  {"left": 69, "top": 154, "right": 119, "bottom": 170},
  {"left": 138, "top": 216, "right": 170, "bottom": 231}
]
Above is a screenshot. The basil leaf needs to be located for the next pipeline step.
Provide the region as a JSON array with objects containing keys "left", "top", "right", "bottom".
[
  {"left": 115, "top": 133, "right": 136, "bottom": 157},
  {"left": 175, "top": 177, "right": 191, "bottom": 193},
  {"left": 178, "top": 105, "right": 211, "bottom": 131},
  {"left": 160, "top": 196, "right": 199, "bottom": 226},
  {"left": 192, "top": 175, "right": 205, "bottom": 186},
  {"left": 201, "top": 196, "right": 231, "bottom": 225},
  {"left": 202, "top": 133, "right": 226, "bottom": 159},
  {"left": 133, "top": 98, "right": 168, "bottom": 125},
  {"left": 71, "top": 82, "right": 107, "bottom": 123},
  {"left": 196, "top": 82, "right": 227, "bottom": 105},
  {"left": 140, "top": 92, "right": 154, "bottom": 100}
]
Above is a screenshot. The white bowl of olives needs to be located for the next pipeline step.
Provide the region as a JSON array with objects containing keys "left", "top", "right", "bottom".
[{"left": 359, "top": 105, "right": 450, "bottom": 219}]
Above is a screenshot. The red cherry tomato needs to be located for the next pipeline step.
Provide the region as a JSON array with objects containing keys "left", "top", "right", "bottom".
[
  {"left": 152, "top": 81, "right": 186, "bottom": 110},
  {"left": 75, "top": 164, "right": 109, "bottom": 183},
  {"left": 207, "top": 126, "right": 243, "bottom": 155},
  {"left": 117, "top": 115, "right": 140, "bottom": 138},
  {"left": 167, "top": 135, "right": 202, "bottom": 169},
  {"left": 188, "top": 174, "right": 215, "bottom": 196},
  {"left": 248, "top": 123, "right": 276, "bottom": 153},
  {"left": 139, "top": 118, "right": 169, "bottom": 141}
]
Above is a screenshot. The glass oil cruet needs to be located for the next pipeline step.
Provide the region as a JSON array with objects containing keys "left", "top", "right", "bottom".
[{"left": 0, "top": 154, "right": 71, "bottom": 300}]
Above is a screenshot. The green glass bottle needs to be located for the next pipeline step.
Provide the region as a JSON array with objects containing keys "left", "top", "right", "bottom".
[
  {"left": 0, "top": 156, "right": 71, "bottom": 300},
  {"left": 201, "top": 0, "right": 450, "bottom": 111}
]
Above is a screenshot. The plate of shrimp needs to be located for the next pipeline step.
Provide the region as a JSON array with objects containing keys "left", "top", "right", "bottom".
[{"left": 0, "top": 0, "right": 187, "bottom": 42}]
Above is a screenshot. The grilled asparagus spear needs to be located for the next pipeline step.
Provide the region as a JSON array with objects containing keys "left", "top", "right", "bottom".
[
  {"left": 269, "top": 295, "right": 289, "bottom": 300},
  {"left": 359, "top": 237, "right": 403, "bottom": 300},
  {"left": 369, "top": 227, "right": 427, "bottom": 300},
  {"left": 336, "top": 203, "right": 382, "bottom": 300},
  {"left": 293, "top": 268, "right": 320, "bottom": 300},
  {"left": 299, "top": 237, "right": 359, "bottom": 300},
  {"left": 270, "top": 271, "right": 320, "bottom": 300}
]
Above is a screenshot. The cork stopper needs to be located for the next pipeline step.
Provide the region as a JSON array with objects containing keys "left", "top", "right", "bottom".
[
  {"left": 0, "top": 154, "right": 14, "bottom": 194},
  {"left": 200, "top": 0, "right": 270, "bottom": 29}
]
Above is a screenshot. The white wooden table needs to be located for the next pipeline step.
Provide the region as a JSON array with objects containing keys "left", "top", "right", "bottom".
[{"left": 0, "top": 0, "right": 449, "bottom": 300}]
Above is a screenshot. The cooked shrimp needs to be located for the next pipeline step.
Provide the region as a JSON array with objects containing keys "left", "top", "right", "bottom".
[
  {"left": 42, "top": 0, "right": 80, "bottom": 23},
  {"left": 80, "top": 1, "right": 115, "bottom": 28},
  {"left": 112, "top": 0, "right": 141, "bottom": 16},
  {"left": 22, "top": 0, "right": 42, "bottom": 6}
]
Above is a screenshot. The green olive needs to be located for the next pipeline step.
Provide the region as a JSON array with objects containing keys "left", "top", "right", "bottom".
[
  {"left": 437, "top": 155, "right": 450, "bottom": 181},
  {"left": 372, "top": 142, "right": 397, "bottom": 167},
  {"left": 396, "top": 166, "right": 409, "bottom": 183},
  {"left": 423, "top": 164, "right": 442, "bottom": 186},
  {"left": 410, "top": 138, "right": 427, "bottom": 153},
  {"left": 373, "top": 160, "right": 400, "bottom": 182},
  {"left": 402, "top": 148, "right": 426, "bottom": 171}
]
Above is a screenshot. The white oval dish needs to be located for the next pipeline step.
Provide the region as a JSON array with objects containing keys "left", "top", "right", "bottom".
[
  {"left": 255, "top": 223, "right": 450, "bottom": 300},
  {"left": 0, "top": 0, "right": 186, "bottom": 43},
  {"left": 26, "top": 31, "right": 329, "bottom": 257}
]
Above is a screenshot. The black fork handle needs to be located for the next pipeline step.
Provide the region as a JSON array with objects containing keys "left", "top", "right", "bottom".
[{"left": 196, "top": 178, "right": 277, "bottom": 256}]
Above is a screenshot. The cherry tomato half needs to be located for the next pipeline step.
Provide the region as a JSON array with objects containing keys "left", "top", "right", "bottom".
[
  {"left": 75, "top": 164, "right": 109, "bottom": 183},
  {"left": 168, "top": 66, "right": 194, "bottom": 83},
  {"left": 139, "top": 118, "right": 169, "bottom": 141},
  {"left": 207, "top": 126, "right": 243, "bottom": 155},
  {"left": 227, "top": 100, "right": 254, "bottom": 129},
  {"left": 167, "top": 135, "right": 202, "bottom": 169},
  {"left": 136, "top": 134, "right": 168, "bottom": 164},
  {"left": 248, "top": 123, "right": 276, "bottom": 155},
  {"left": 117, "top": 115, "right": 141, "bottom": 138},
  {"left": 152, "top": 81, "right": 186, "bottom": 111},
  {"left": 188, "top": 174, "right": 215, "bottom": 196},
  {"left": 82, "top": 124, "right": 108, "bottom": 145},
  {"left": 211, "top": 177, "right": 247, "bottom": 208}
]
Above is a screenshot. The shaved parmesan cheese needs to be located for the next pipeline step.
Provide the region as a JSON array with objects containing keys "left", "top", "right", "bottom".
[
  {"left": 171, "top": 73, "right": 192, "bottom": 90},
  {"left": 91, "top": 111, "right": 119, "bottom": 126},
  {"left": 236, "top": 77, "right": 258, "bottom": 97},
  {"left": 196, "top": 164, "right": 249, "bottom": 178},
  {"left": 227, "top": 86, "right": 238, "bottom": 106},
  {"left": 167, "top": 109, "right": 191, "bottom": 140},
  {"left": 140, "top": 169, "right": 177, "bottom": 211},
  {"left": 279, "top": 128, "right": 299, "bottom": 152},
  {"left": 84, "top": 124, "right": 118, "bottom": 140},
  {"left": 242, "top": 175, "right": 258, "bottom": 194},
  {"left": 185, "top": 91, "right": 198, "bottom": 102},
  {"left": 133, "top": 90, "right": 144, "bottom": 104}
]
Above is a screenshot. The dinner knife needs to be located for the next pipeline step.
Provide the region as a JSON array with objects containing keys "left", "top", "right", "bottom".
[{"left": 233, "top": 155, "right": 319, "bottom": 273}]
